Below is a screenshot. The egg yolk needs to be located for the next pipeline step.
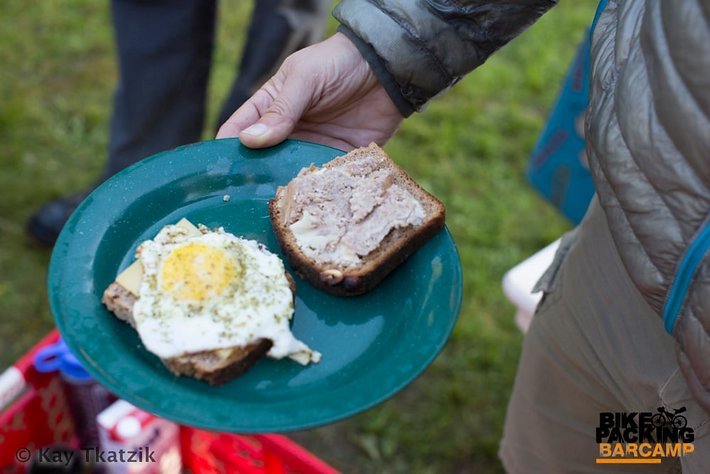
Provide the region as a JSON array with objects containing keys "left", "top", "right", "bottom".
[{"left": 161, "top": 243, "right": 240, "bottom": 301}]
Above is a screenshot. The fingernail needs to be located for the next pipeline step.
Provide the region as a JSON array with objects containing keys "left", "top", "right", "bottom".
[{"left": 242, "top": 123, "right": 268, "bottom": 137}]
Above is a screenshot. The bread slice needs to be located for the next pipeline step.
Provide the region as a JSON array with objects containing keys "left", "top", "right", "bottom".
[
  {"left": 101, "top": 219, "right": 296, "bottom": 386},
  {"left": 269, "top": 143, "right": 445, "bottom": 296},
  {"left": 102, "top": 282, "right": 273, "bottom": 385}
]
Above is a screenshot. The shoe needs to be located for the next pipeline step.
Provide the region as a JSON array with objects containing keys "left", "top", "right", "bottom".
[{"left": 27, "top": 192, "right": 90, "bottom": 247}]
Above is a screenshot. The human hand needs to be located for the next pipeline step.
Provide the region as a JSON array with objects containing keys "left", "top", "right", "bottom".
[{"left": 216, "top": 33, "right": 403, "bottom": 150}]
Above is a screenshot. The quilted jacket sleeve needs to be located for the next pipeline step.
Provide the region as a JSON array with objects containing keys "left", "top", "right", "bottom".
[{"left": 334, "top": 0, "right": 558, "bottom": 116}]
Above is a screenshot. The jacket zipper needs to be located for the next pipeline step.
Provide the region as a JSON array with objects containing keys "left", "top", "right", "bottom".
[{"left": 663, "top": 220, "right": 710, "bottom": 333}]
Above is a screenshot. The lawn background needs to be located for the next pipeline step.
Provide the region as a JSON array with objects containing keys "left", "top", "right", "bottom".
[{"left": 0, "top": 1, "right": 595, "bottom": 472}]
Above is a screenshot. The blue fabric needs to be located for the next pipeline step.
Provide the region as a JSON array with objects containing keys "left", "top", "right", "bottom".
[
  {"left": 526, "top": 0, "right": 608, "bottom": 224},
  {"left": 526, "top": 33, "right": 594, "bottom": 223}
]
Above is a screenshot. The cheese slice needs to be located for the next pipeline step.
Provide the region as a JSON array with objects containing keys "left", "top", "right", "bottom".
[
  {"left": 115, "top": 218, "right": 201, "bottom": 296},
  {"left": 115, "top": 261, "right": 143, "bottom": 296}
]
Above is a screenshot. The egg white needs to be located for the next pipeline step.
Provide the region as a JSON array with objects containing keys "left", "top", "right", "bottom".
[{"left": 131, "top": 224, "right": 320, "bottom": 364}]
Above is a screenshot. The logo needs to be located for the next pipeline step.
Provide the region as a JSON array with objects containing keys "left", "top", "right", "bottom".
[{"left": 595, "top": 406, "right": 695, "bottom": 465}]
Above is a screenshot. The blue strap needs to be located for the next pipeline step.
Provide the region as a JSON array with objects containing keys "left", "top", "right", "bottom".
[
  {"left": 663, "top": 221, "right": 710, "bottom": 333},
  {"left": 590, "top": 0, "right": 609, "bottom": 40}
]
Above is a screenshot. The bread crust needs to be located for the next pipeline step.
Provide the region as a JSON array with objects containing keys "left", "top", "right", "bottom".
[
  {"left": 269, "top": 143, "right": 445, "bottom": 296},
  {"left": 163, "top": 339, "right": 272, "bottom": 385}
]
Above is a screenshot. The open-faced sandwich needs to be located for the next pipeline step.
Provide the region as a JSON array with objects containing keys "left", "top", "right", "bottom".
[
  {"left": 270, "top": 143, "right": 445, "bottom": 296},
  {"left": 102, "top": 219, "right": 320, "bottom": 385}
]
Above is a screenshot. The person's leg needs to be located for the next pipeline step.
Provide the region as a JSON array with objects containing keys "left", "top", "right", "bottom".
[
  {"left": 27, "top": 0, "right": 217, "bottom": 245},
  {"left": 499, "top": 197, "right": 709, "bottom": 473},
  {"left": 107, "top": 0, "right": 217, "bottom": 176},
  {"left": 216, "top": 0, "right": 330, "bottom": 127}
]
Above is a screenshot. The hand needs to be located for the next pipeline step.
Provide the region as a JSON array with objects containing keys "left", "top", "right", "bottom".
[{"left": 216, "top": 33, "right": 403, "bottom": 151}]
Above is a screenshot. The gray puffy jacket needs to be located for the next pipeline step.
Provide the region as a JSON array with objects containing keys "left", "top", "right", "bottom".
[{"left": 334, "top": 0, "right": 710, "bottom": 411}]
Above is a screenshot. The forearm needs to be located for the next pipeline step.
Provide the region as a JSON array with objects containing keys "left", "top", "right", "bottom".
[{"left": 334, "top": 0, "right": 558, "bottom": 115}]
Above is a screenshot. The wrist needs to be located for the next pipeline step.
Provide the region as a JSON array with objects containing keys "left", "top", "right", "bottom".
[{"left": 335, "top": 25, "right": 413, "bottom": 118}]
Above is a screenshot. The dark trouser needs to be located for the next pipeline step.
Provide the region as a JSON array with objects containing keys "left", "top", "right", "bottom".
[{"left": 106, "top": 0, "right": 329, "bottom": 178}]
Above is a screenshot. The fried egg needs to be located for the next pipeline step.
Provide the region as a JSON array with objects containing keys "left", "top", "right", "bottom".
[{"left": 131, "top": 223, "right": 320, "bottom": 364}]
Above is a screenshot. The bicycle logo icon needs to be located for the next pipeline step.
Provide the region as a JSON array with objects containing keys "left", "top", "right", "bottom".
[{"left": 651, "top": 407, "right": 687, "bottom": 430}]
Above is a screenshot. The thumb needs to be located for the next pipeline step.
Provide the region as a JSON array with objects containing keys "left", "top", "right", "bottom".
[{"left": 238, "top": 73, "right": 314, "bottom": 148}]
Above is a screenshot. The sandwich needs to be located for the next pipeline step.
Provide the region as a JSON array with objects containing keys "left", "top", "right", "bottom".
[
  {"left": 102, "top": 219, "right": 320, "bottom": 385},
  {"left": 269, "top": 143, "right": 445, "bottom": 296}
]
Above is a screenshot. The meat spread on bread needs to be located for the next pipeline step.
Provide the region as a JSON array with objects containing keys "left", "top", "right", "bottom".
[{"left": 270, "top": 143, "right": 445, "bottom": 296}]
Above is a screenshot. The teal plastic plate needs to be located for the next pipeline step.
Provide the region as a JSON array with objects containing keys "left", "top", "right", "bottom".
[{"left": 49, "top": 138, "right": 462, "bottom": 433}]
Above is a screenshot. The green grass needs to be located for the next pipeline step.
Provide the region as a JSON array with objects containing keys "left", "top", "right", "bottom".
[{"left": 0, "top": 1, "right": 595, "bottom": 471}]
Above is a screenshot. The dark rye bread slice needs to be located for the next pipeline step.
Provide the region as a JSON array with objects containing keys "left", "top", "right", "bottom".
[
  {"left": 269, "top": 143, "right": 445, "bottom": 296},
  {"left": 101, "top": 273, "right": 296, "bottom": 385}
]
